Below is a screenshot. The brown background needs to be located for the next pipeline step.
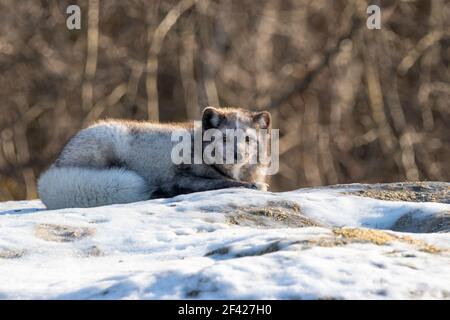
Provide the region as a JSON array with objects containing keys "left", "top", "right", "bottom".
[{"left": 0, "top": 0, "right": 449, "bottom": 201}]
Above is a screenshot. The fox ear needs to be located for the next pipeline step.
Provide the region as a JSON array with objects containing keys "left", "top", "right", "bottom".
[
  {"left": 253, "top": 111, "right": 271, "bottom": 129},
  {"left": 202, "top": 106, "right": 223, "bottom": 129}
]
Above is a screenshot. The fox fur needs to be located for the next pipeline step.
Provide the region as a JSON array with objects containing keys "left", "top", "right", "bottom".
[{"left": 38, "top": 107, "right": 271, "bottom": 209}]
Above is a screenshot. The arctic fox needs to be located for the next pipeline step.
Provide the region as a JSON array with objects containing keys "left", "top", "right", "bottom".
[{"left": 38, "top": 107, "right": 272, "bottom": 209}]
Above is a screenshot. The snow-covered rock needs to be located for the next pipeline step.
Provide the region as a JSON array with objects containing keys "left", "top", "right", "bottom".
[{"left": 0, "top": 182, "right": 449, "bottom": 299}]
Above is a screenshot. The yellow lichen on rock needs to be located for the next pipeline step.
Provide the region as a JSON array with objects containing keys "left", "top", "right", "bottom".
[
  {"left": 333, "top": 227, "right": 395, "bottom": 245},
  {"left": 333, "top": 227, "right": 444, "bottom": 253}
]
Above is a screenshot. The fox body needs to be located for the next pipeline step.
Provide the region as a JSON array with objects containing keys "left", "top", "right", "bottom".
[{"left": 38, "top": 107, "right": 271, "bottom": 209}]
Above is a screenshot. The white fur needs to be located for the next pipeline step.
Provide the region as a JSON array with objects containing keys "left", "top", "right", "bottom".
[
  {"left": 38, "top": 167, "right": 149, "bottom": 209},
  {"left": 37, "top": 108, "right": 270, "bottom": 209}
]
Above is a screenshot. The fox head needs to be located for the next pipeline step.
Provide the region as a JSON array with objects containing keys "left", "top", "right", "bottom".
[{"left": 201, "top": 106, "right": 272, "bottom": 182}]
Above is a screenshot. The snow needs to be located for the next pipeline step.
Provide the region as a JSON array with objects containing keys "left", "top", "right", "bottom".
[{"left": 0, "top": 184, "right": 449, "bottom": 299}]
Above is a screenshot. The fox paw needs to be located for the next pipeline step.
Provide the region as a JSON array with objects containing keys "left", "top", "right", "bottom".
[{"left": 249, "top": 182, "right": 269, "bottom": 192}]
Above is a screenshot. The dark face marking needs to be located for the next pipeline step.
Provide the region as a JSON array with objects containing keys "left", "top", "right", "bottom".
[
  {"left": 151, "top": 188, "right": 173, "bottom": 198},
  {"left": 106, "top": 158, "right": 125, "bottom": 168},
  {"left": 200, "top": 107, "right": 272, "bottom": 179}
]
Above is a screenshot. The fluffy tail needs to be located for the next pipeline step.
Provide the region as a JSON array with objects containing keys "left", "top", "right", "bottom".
[{"left": 38, "top": 167, "right": 149, "bottom": 209}]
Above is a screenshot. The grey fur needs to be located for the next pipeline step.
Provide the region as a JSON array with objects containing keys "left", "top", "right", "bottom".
[{"left": 38, "top": 107, "right": 271, "bottom": 209}]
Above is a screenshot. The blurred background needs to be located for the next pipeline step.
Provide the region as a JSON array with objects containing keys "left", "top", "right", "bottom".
[{"left": 0, "top": 0, "right": 449, "bottom": 201}]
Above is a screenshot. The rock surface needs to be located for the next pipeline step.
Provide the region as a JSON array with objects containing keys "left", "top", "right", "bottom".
[{"left": 0, "top": 182, "right": 449, "bottom": 299}]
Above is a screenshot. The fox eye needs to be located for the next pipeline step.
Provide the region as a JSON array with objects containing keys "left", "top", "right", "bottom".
[{"left": 245, "top": 136, "right": 250, "bottom": 143}]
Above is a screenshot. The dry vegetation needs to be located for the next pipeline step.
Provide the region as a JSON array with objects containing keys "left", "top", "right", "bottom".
[{"left": 0, "top": 0, "right": 449, "bottom": 200}]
